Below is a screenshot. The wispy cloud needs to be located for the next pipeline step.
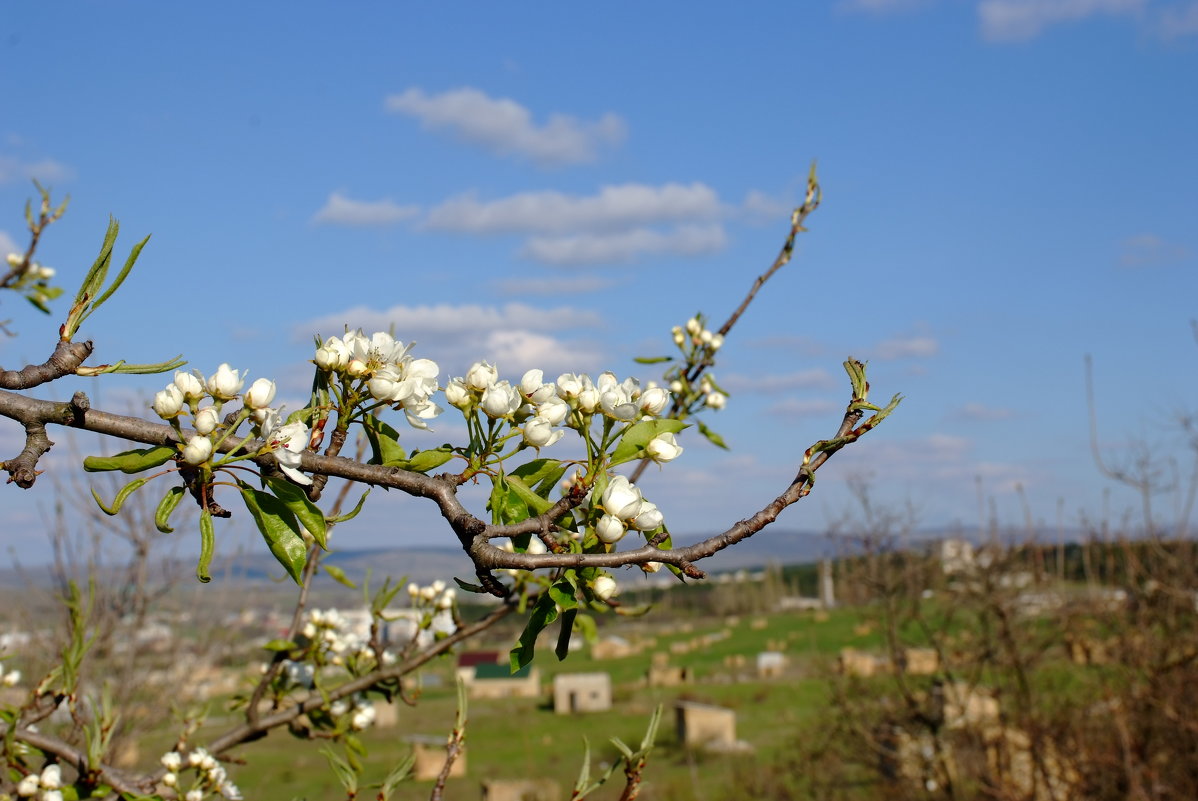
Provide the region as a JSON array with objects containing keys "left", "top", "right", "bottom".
[
  {"left": 767, "top": 398, "right": 840, "bottom": 418},
  {"left": 871, "top": 333, "right": 939, "bottom": 360},
  {"left": 1118, "top": 233, "right": 1191, "bottom": 268},
  {"left": 296, "top": 302, "right": 605, "bottom": 375},
  {"left": 955, "top": 402, "right": 1016, "bottom": 421},
  {"left": 521, "top": 224, "right": 726, "bottom": 265},
  {"left": 384, "top": 87, "right": 627, "bottom": 166},
  {"left": 492, "top": 275, "right": 618, "bottom": 297},
  {"left": 423, "top": 183, "right": 722, "bottom": 235},
  {"left": 723, "top": 368, "right": 837, "bottom": 394},
  {"left": 311, "top": 191, "right": 421, "bottom": 227},
  {"left": 0, "top": 155, "right": 73, "bottom": 185},
  {"left": 0, "top": 230, "right": 18, "bottom": 257},
  {"left": 1157, "top": 1, "right": 1198, "bottom": 38},
  {"left": 978, "top": 0, "right": 1147, "bottom": 42}
]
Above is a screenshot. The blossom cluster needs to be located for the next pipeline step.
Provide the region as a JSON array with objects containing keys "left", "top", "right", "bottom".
[
  {"left": 159, "top": 748, "right": 242, "bottom": 800},
  {"left": 15, "top": 763, "right": 62, "bottom": 800},
  {"left": 407, "top": 579, "right": 456, "bottom": 611},
  {"left": 672, "top": 315, "right": 724, "bottom": 352},
  {"left": 314, "top": 329, "right": 441, "bottom": 431},
  {"left": 4, "top": 252, "right": 56, "bottom": 309},
  {"left": 668, "top": 316, "right": 730, "bottom": 411},
  {"left": 594, "top": 475, "right": 663, "bottom": 545},
  {"left": 151, "top": 365, "right": 311, "bottom": 484},
  {"left": 300, "top": 608, "right": 372, "bottom": 667},
  {"left": 0, "top": 662, "right": 20, "bottom": 687}
]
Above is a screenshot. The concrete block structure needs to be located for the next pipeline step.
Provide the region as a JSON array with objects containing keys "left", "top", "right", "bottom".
[
  {"left": 675, "top": 701, "right": 737, "bottom": 749},
  {"left": 552, "top": 672, "right": 612, "bottom": 714}
]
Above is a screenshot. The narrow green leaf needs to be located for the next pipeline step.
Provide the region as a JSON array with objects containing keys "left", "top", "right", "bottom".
[
  {"left": 454, "top": 577, "right": 487, "bottom": 594},
  {"left": 238, "top": 482, "right": 307, "bottom": 584},
  {"left": 197, "top": 509, "right": 214, "bottom": 583},
  {"left": 326, "top": 488, "right": 370, "bottom": 524},
  {"left": 510, "top": 592, "right": 559, "bottom": 671},
  {"left": 83, "top": 445, "right": 175, "bottom": 473},
  {"left": 90, "top": 477, "right": 147, "bottom": 516},
  {"left": 101, "top": 355, "right": 187, "bottom": 375},
  {"left": 556, "top": 607, "right": 578, "bottom": 661},
  {"left": 265, "top": 476, "right": 328, "bottom": 549},
  {"left": 399, "top": 445, "right": 455, "bottom": 473},
  {"left": 324, "top": 564, "right": 357, "bottom": 589},
  {"left": 154, "top": 486, "right": 186, "bottom": 533},
  {"left": 609, "top": 418, "right": 689, "bottom": 466},
  {"left": 73, "top": 217, "right": 118, "bottom": 308},
  {"left": 263, "top": 639, "right": 298, "bottom": 652},
  {"left": 88, "top": 233, "right": 149, "bottom": 314},
  {"left": 633, "top": 355, "right": 672, "bottom": 364},
  {"left": 697, "top": 419, "right": 729, "bottom": 449},
  {"left": 511, "top": 458, "right": 567, "bottom": 498}
]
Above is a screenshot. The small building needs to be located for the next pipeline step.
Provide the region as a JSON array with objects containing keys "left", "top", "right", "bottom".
[
  {"left": 469, "top": 663, "right": 541, "bottom": 700},
  {"left": 899, "top": 647, "right": 939, "bottom": 676},
  {"left": 675, "top": 701, "right": 738, "bottom": 750},
  {"left": 648, "top": 662, "right": 692, "bottom": 687},
  {"left": 406, "top": 735, "right": 467, "bottom": 781},
  {"left": 481, "top": 778, "right": 561, "bottom": 801},
  {"left": 756, "top": 651, "right": 787, "bottom": 678},
  {"left": 553, "top": 672, "right": 612, "bottom": 714},
  {"left": 839, "top": 647, "right": 886, "bottom": 678},
  {"left": 456, "top": 651, "right": 502, "bottom": 684},
  {"left": 591, "top": 636, "right": 635, "bottom": 660}
]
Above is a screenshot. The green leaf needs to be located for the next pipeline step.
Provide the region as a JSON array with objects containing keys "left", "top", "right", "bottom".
[
  {"left": 83, "top": 445, "right": 175, "bottom": 473},
  {"left": 510, "top": 591, "right": 559, "bottom": 672},
  {"left": 90, "top": 477, "right": 147, "bottom": 516},
  {"left": 263, "top": 639, "right": 298, "bottom": 652},
  {"left": 324, "top": 564, "right": 357, "bottom": 589},
  {"left": 609, "top": 418, "right": 689, "bottom": 466},
  {"left": 327, "top": 489, "right": 370, "bottom": 524},
  {"left": 361, "top": 415, "right": 407, "bottom": 466},
  {"left": 197, "top": 509, "right": 214, "bottom": 583},
  {"left": 505, "top": 475, "right": 553, "bottom": 516},
  {"left": 511, "top": 458, "right": 568, "bottom": 498},
  {"left": 238, "top": 481, "right": 308, "bottom": 584},
  {"left": 634, "top": 355, "right": 673, "bottom": 364},
  {"left": 399, "top": 445, "right": 455, "bottom": 473},
  {"left": 697, "top": 419, "right": 729, "bottom": 450},
  {"left": 265, "top": 476, "right": 328, "bottom": 549},
  {"left": 556, "top": 607, "right": 578, "bottom": 661},
  {"left": 88, "top": 233, "right": 149, "bottom": 315},
  {"left": 73, "top": 217, "right": 118, "bottom": 309},
  {"left": 488, "top": 474, "right": 526, "bottom": 526},
  {"left": 454, "top": 577, "right": 487, "bottom": 594},
  {"left": 154, "top": 486, "right": 186, "bottom": 533}
]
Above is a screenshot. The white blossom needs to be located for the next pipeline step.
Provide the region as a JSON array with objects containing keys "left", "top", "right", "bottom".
[
  {"left": 645, "top": 432, "right": 684, "bottom": 463},
  {"left": 593, "top": 575, "right": 618, "bottom": 600},
  {"left": 630, "top": 501, "right": 664, "bottom": 532},
  {"left": 16, "top": 773, "right": 38, "bottom": 796},
  {"left": 206, "top": 364, "right": 245, "bottom": 401},
  {"left": 595, "top": 514, "right": 627, "bottom": 544},
  {"left": 161, "top": 751, "right": 183, "bottom": 771},
  {"left": 263, "top": 416, "right": 312, "bottom": 485},
  {"left": 639, "top": 386, "right": 670, "bottom": 416},
  {"left": 465, "top": 361, "right": 498, "bottom": 391},
  {"left": 522, "top": 417, "right": 563, "bottom": 449},
  {"left": 182, "top": 435, "right": 213, "bottom": 466},
  {"left": 174, "top": 370, "right": 206, "bottom": 401},
  {"left": 193, "top": 406, "right": 220, "bottom": 436},
  {"left": 480, "top": 381, "right": 520, "bottom": 420},
  {"left": 600, "top": 476, "right": 644, "bottom": 521},
  {"left": 152, "top": 385, "right": 185, "bottom": 418},
  {"left": 243, "top": 378, "right": 276, "bottom": 410}
]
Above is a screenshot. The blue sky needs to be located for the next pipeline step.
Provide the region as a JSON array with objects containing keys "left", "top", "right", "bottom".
[{"left": 2, "top": 1, "right": 1196, "bottom": 565}]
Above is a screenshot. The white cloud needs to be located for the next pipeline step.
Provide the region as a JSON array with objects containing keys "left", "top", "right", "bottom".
[
  {"left": 493, "top": 275, "right": 618, "bottom": 296},
  {"left": 296, "top": 302, "right": 605, "bottom": 376},
  {"left": 0, "top": 230, "right": 19, "bottom": 258},
  {"left": 1118, "top": 233, "right": 1191, "bottom": 268},
  {"left": 423, "top": 183, "right": 722, "bottom": 235},
  {"left": 741, "top": 189, "right": 792, "bottom": 224},
  {"left": 956, "top": 402, "right": 1016, "bottom": 421},
  {"left": 384, "top": 87, "right": 627, "bottom": 166},
  {"left": 839, "top": 0, "right": 936, "bottom": 13},
  {"left": 1158, "top": 1, "right": 1198, "bottom": 38},
  {"left": 723, "top": 368, "right": 837, "bottom": 394},
  {"left": 767, "top": 398, "right": 840, "bottom": 418},
  {"left": 311, "top": 191, "right": 420, "bottom": 227},
  {"left": 872, "top": 334, "right": 939, "bottom": 360},
  {"left": 0, "top": 155, "right": 73, "bottom": 185},
  {"left": 521, "top": 224, "right": 726, "bottom": 266},
  {"left": 978, "top": 0, "right": 1146, "bottom": 41}
]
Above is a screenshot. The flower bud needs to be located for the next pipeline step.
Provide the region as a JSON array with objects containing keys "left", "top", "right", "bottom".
[
  {"left": 646, "top": 432, "right": 684, "bottom": 463},
  {"left": 444, "top": 377, "right": 472, "bottom": 409},
  {"left": 152, "top": 385, "right": 185, "bottom": 418},
  {"left": 577, "top": 386, "right": 600, "bottom": 414},
  {"left": 710, "top": 333, "right": 724, "bottom": 350},
  {"left": 480, "top": 381, "right": 520, "bottom": 419},
  {"left": 595, "top": 514, "right": 627, "bottom": 544},
  {"left": 669, "top": 380, "right": 683, "bottom": 394},
  {"left": 526, "top": 536, "right": 548, "bottom": 555},
  {"left": 182, "top": 435, "right": 213, "bottom": 465},
  {"left": 706, "top": 392, "right": 727, "bottom": 410},
  {"left": 194, "top": 406, "right": 220, "bottom": 435},
  {"left": 16, "top": 773, "right": 39, "bottom": 796},
  {"left": 4, "top": 253, "right": 20, "bottom": 268},
  {"left": 672, "top": 326, "right": 685, "bottom": 347},
  {"left": 536, "top": 396, "right": 570, "bottom": 426},
  {"left": 639, "top": 387, "right": 670, "bottom": 416},
  {"left": 685, "top": 317, "right": 702, "bottom": 336},
  {"left": 593, "top": 575, "right": 618, "bottom": 601},
  {"left": 163, "top": 772, "right": 178, "bottom": 787},
  {"left": 40, "top": 764, "right": 62, "bottom": 790},
  {"left": 519, "top": 368, "right": 555, "bottom": 403},
  {"left": 244, "top": 378, "right": 277, "bottom": 410},
  {"left": 600, "top": 476, "right": 643, "bottom": 520},
  {"left": 206, "top": 364, "right": 245, "bottom": 401},
  {"left": 523, "top": 418, "right": 563, "bottom": 449},
  {"left": 465, "top": 361, "right": 498, "bottom": 391},
  {"left": 700, "top": 329, "right": 714, "bottom": 345},
  {"left": 630, "top": 501, "right": 664, "bottom": 532},
  {"left": 173, "top": 370, "right": 205, "bottom": 400}
]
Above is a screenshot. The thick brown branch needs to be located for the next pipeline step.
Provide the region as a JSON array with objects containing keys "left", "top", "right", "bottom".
[{"left": 0, "top": 340, "right": 93, "bottom": 390}]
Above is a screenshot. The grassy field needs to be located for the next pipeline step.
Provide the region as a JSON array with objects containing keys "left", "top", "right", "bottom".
[{"left": 143, "top": 605, "right": 881, "bottom": 800}]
